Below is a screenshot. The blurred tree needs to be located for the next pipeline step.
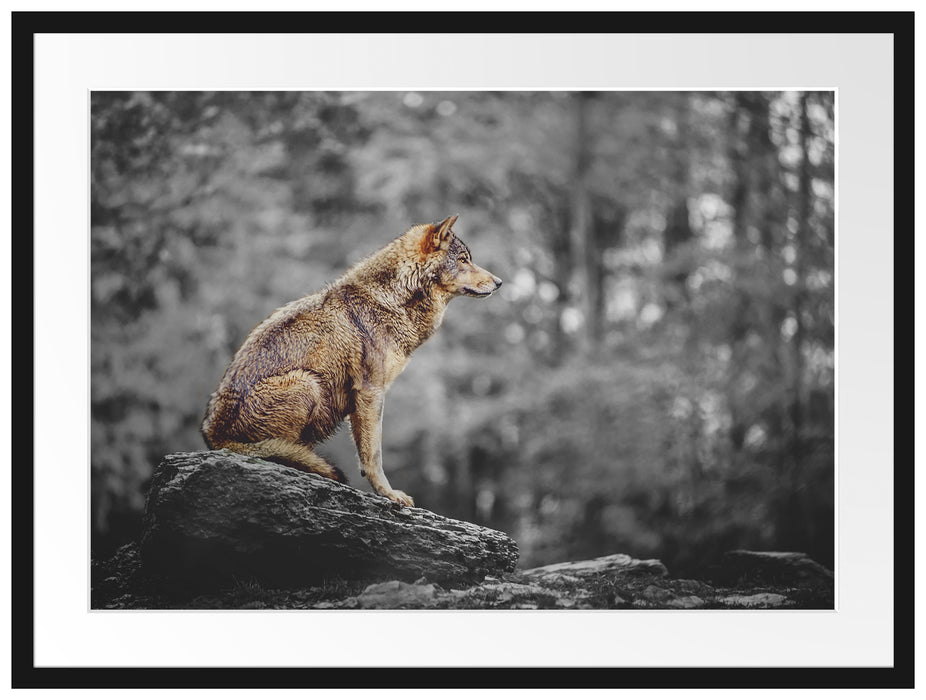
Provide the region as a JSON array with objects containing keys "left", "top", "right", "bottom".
[
  {"left": 567, "top": 91, "right": 599, "bottom": 354},
  {"left": 662, "top": 93, "right": 695, "bottom": 309}
]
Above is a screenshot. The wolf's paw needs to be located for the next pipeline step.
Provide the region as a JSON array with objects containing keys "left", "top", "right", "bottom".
[{"left": 385, "top": 489, "right": 415, "bottom": 508}]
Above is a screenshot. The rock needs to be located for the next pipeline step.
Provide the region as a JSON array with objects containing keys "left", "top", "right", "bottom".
[
  {"left": 92, "top": 542, "right": 835, "bottom": 610},
  {"left": 634, "top": 585, "right": 704, "bottom": 608},
  {"left": 668, "top": 595, "right": 705, "bottom": 609},
  {"left": 638, "top": 584, "right": 675, "bottom": 604},
  {"left": 349, "top": 581, "right": 442, "bottom": 609},
  {"left": 720, "top": 593, "right": 789, "bottom": 608},
  {"left": 705, "top": 550, "right": 834, "bottom": 588},
  {"left": 140, "top": 451, "right": 519, "bottom": 586},
  {"left": 461, "top": 580, "right": 563, "bottom": 608},
  {"left": 91, "top": 451, "right": 835, "bottom": 610},
  {"left": 520, "top": 553, "right": 668, "bottom": 584},
  {"left": 670, "top": 578, "right": 717, "bottom": 597}
]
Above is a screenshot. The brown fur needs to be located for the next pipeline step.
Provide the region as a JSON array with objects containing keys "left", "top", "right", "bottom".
[{"left": 201, "top": 215, "right": 502, "bottom": 506}]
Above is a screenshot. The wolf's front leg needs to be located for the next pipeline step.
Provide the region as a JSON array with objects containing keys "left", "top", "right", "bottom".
[{"left": 349, "top": 389, "right": 414, "bottom": 507}]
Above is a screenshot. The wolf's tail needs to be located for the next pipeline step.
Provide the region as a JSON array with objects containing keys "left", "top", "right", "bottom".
[{"left": 213, "top": 438, "right": 349, "bottom": 484}]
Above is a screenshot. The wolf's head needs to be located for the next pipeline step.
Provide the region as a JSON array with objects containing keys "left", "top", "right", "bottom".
[{"left": 418, "top": 215, "right": 503, "bottom": 299}]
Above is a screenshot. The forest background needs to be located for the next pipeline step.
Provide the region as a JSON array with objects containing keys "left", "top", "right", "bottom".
[{"left": 91, "top": 90, "right": 835, "bottom": 574}]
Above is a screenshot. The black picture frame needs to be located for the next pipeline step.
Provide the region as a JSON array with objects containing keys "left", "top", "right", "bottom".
[{"left": 12, "top": 9, "right": 913, "bottom": 690}]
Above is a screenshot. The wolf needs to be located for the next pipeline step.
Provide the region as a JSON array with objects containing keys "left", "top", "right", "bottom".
[{"left": 201, "top": 215, "right": 502, "bottom": 506}]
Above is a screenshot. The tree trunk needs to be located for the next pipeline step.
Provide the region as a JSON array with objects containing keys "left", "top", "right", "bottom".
[
  {"left": 568, "top": 92, "right": 601, "bottom": 354},
  {"left": 790, "top": 91, "right": 811, "bottom": 462},
  {"left": 663, "top": 94, "right": 694, "bottom": 308}
]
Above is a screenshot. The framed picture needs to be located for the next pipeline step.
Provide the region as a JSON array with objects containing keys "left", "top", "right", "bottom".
[{"left": 14, "top": 7, "right": 910, "bottom": 690}]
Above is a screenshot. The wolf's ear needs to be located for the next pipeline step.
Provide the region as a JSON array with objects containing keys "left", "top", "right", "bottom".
[{"left": 424, "top": 214, "right": 458, "bottom": 253}]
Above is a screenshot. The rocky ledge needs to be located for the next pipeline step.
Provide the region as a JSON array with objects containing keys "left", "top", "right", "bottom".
[{"left": 92, "top": 451, "right": 834, "bottom": 610}]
